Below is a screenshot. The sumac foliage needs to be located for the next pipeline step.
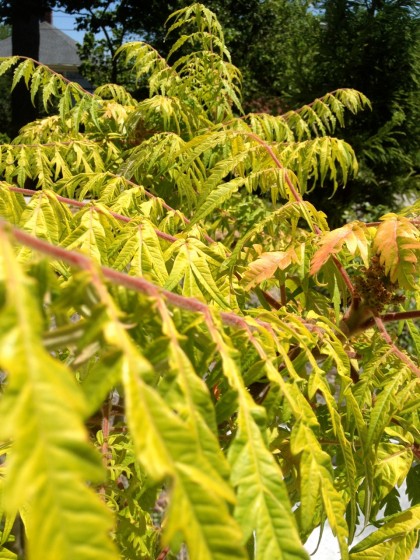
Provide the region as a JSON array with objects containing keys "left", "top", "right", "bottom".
[{"left": 0, "top": 4, "right": 419, "bottom": 560}]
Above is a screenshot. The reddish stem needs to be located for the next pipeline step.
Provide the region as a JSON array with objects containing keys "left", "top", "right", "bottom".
[
  {"left": 331, "top": 255, "right": 356, "bottom": 295},
  {"left": 7, "top": 185, "right": 178, "bottom": 243},
  {"left": 246, "top": 132, "right": 303, "bottom": 206},
  {"left": 362, "top": 309, "right": 420, "bottom": 329},
  {"left": 243, "top": 131, "right": 356, "bottom": 295},
  {"left": 12, "top": 56, "right": 92, "bottom": 96},
  {"left": 2, "top": 223, "right": 273, "bottom": 332},
  {"left": 373, "top": 316, "right": 420, "bottom": 378},
  {"left": 156, "top": 547, "right": 170, "bottom": 560},
  {"left": 280, "top": 284, "right": 287, "bottom": 307},
  {"left": 101, "top": 399, "right": 112, "bottom": 468}
]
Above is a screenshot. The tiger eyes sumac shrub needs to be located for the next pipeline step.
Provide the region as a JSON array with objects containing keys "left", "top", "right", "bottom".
[{"left": 0, "top": 4, "right": 419, "bottom": 560}]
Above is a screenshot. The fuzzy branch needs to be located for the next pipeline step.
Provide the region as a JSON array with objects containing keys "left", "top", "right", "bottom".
[
  {"left": 373, "top": 315, "right": 420, "bottom": 378},
  {"left": 3, "top": 222, "right": 418, "bottom": 378}
]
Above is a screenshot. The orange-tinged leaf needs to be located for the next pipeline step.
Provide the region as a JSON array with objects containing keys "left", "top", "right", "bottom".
[
  {"left": 373, "top": 214, "right": 420, "bottom": 289},
  {"left": 244, "top": 247, "right": 298, "bottom": 290},
  {"left": 310, "top": 222, "right": 369, "bottom": 275}
]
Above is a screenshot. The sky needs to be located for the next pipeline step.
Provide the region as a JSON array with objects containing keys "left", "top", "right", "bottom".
[{"left": 51, "top": 9, "right": 88, "bottom": 43}]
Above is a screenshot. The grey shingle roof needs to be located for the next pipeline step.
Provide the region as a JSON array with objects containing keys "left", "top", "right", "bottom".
[{"left": 0, "top": 21, "right": 81, "bottom": 71}]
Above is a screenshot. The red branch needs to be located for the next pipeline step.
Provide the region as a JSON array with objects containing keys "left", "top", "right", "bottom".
[
  {"left": 362, "top": 310, "right": 420, "bottom": 329},
  {"left": 244, "top": 131, "right": 356, "bottom": 295},
  {"left": 2, "top": 223, "right": 270, "bottom": 332},
  {"left": 7, "top": 185, "right": 178, "bottom": 244},
  {"left": 373, "top": 316, "right": 420, "bottom": 378},
  {"left": 10, "top": 55, "right": 92, "bottom": 96},
  {"left": 246, "top": 132, "right": 303, "bottom": 205},
  {"left": 2, "top": 223, "right": 418, "bottom": 376}
]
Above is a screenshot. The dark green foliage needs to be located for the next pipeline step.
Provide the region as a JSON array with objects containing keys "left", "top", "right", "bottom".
[{"left": 306, "top": 0, "right": 420, "bottom": 223}]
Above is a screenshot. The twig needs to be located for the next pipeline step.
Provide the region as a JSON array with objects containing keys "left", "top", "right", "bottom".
[
  {"left": 1, "top": 223, "right": 272, "bottom": 333},
  {"left": 156, "top": 546, "right": 170, "bottom": 560},
  {"left": 243, "top": 131, "right": 356, "bottom": 295},
  {"left": 7, "top": 185, "right": 178, "bottom": 243},
  {"left": 361, "top": 309, "right": 420, "bottom": 330},
  {"left": 373, "top": 315, "right": 420, "bottom": 378},
  {"left": 10, "top": 56, "right": 93, "bottom": 96}
]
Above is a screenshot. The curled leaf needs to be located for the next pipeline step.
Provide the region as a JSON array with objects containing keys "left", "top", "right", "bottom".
[
  {"left": 244, "top": 247, "right": 298, "bottom": 290},
  {"left": 310, "top": 222, "right": 369, "bottom": 275},
  {"left": 373, "top": 214, "right": 420, "bottom": 289}
]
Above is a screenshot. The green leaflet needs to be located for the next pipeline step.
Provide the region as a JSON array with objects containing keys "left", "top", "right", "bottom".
[
  {"left": 96, "top": 290, "right": 247, "bottom": 560},
  {"left": 229, "top": 409, "right": 309, "bottom": 560},
  {"left": 212, "top": 331, "right": 309, "bottom": 560},
  {"left": 0, "top": 234, "right": 117, "bottom": 560},
  {"left": 225, "top": 201, "right": 301, "bottom": 268},
  {"left": 291, "top": 422, "right": 349, "bottom": 560},
  {"left": 62, "top": 205, "right": 118, "bottom": 265},
  {"left": 349, "top": 505, "right": 420, "bottom": 559},
  {"left": 278, "top": 137, "right": 357, "bottom": 194},
  {"left": 264, "top": 358, "right": 318, "bottom": 424},
  {"left": 0, "top": 448, "right": 16, "bottom": 554},
  {"left": 18, "top": 190, "right": 72, "bottom": 245},
  {"left": 406, "top": 319, "right": 420, "bottom": 357},
  {"left": 0, "top": 547, "right": 17, "bottom": 560},
  {"left": 0, "top": 183, "right": 26, "bottom": 224},
  {"left": 0, "top": 56, "right": 20, "bottom": 78},
  {"left": 165, "top": 237, "right": 229, "bottom": 307},
  {"left": 111, "top": 219, "right": 169, "bottom": 285},
  {"left": 365, "top": 366, "right": 410, "bottom": 451},
  {"left": 11, "top": 58, "right": 34, "bottom": 90},
  {"left": 308, "top": 368, "right": 358, "bottom": 541},
  {"left": 0, "top": 142, "right": 108, "bottom": 191},
  {"left": 80, "top": 349, "right": 124, "bottom": 417},
  {"left": 189, "top": 177, "right": 245, "bottom": 227},
  {"left": 374, "top": 441, "right": 413, "bottom": 504},
  {"left": 116, "top": 41, "right": 175, "bottom": 95},
  {"left": 105, "top": 186, "right": 149, "bottom": 216}
]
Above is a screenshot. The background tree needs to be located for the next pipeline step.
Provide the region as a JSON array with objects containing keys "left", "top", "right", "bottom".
[
  {"left": 305, "top": 0, "right": 420, "bottom": 223},
  {"left": 54, "top": 0, "right": 141, "bottom": 87},
  {"left": 0, "top": 0, "right": 51, "bottom": 135},
  {"left": 56, "top": 0, "right": 320, "bottom": 107},
  {"left": 186, "top": 0, "right": 320, "bottom": 111}
]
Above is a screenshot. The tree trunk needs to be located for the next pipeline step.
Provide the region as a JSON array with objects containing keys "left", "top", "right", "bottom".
[{"left": 11, "top": 0, "right": 42, "bottom": 136}]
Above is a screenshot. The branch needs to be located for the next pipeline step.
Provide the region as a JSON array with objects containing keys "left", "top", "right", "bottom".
[
  {"left": 243, "top": 131, "right": 356, "bottom": 295},
  {"left": 7, "top": 185, "right": 178, "bottom": 243},
  {"left": 4, "top": 223, "right": 418, "bottom": 380},
  {"left": 362, "top": 309, "right": 420, "bottom": 330},
  {"left": 12, "top": 56, "right": 93, "bottom": 97},
  {"left": 1, "top": 222, "right": 272, "bottom": 333},
  {"left": 373, "top": 315, "right": 420, "bottom": 378},
  {"left": 7, "top": 170, "right": 217, "bottom": 245},
  {"left": 7, "top": 184, "right": 278, "bottom": 314},
  {"left": 227, "top": 88, "right": 363, "bottom": 126},
  {"left": 331, "top": 255, "right": 356, "bottom": 295},
  {"left": 246, "top": 132, "right": 303, "bottom": 206},
  {"left": 363, "top": 218, "right": 420, "bottom": 228}
]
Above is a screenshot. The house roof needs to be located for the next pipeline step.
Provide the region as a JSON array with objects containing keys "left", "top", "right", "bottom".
[{"left": 0, "top": 21, "right": 81, "bottom": 72}]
